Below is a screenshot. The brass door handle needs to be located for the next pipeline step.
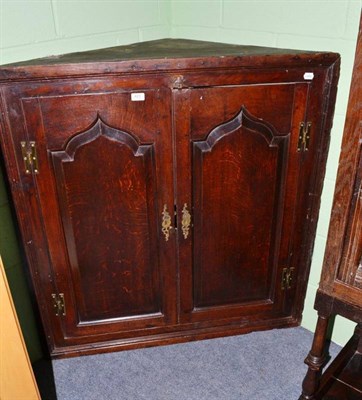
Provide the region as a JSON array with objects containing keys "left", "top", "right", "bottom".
[
  {"left": 161, "top": 204, "right": 172, "bottom": 241},
  {"left": 181, "top": 203, "right": 191, "bottom": 239}
]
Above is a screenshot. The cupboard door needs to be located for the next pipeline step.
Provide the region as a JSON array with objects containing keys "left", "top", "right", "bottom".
[
  {"left": 175, "top": 83, "right": 309, "bottom": 323},
  {"left": 14, "top": 85, "right": 176, "bottom": 346}
]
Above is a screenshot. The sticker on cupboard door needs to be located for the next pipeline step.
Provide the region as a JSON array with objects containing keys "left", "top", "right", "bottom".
[
  {"left": 19, "top": 92, "right": 177, "bottom": 339},
  {"left": 36, "top": 89, "right": 160, "bottom": 150}
]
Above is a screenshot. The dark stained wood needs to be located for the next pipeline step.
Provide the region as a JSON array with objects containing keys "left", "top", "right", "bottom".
[
  {"left": 313, "top": 324, "right": 362, "bottom": 399},
  {"left": 318, "top": 14, "right": 362, "bottom": 307},
  {"left": 300, "top": 12, "right": 362, "bottom": 400},
  {"left": 0, "top": 39, "right": 340, "bottom": 357},
  {"left": 192, "top": 107, "right": 286, "bottom": 307},
  {"left": 318, "top": 325, "right": 361, "bottom": 398},
  {"left": 322, "top": 380, "right": 362, "bottom": 400},
  {"left": 179, "top": 85, "right": 307, "bottom": 323},
  {"left": 20, "top": 85, "right": 177, "bottom": 343},
  {"left": 2, "top": 38, "right": 331, "bottom": 66},
  {"left": 301, "top": 314, "right": 331, "bottom": 399},
  {"left": 51, "top": 120, "right": 160, "bottom": 321},
  {"left": 314, "top": 292, "right": 362, "bottom": 324},
  {"left": 188, "top": 84, "right": 297, "bottom": 137},
  {"left": 338, "top": 352, "right": 362, "bottom": 392},
  {"left": 0, "top": 38, "right": 339, "bottom": 81}
]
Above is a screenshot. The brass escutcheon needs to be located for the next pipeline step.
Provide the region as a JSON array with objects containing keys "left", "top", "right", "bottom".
[
  {"left": 181, "top": 203, "right": 191, "bottom": 239},
  {"left": 161, "top": 204, "right": 172, "bottom": 241}
]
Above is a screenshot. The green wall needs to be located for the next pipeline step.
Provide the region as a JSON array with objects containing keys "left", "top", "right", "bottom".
[
  {"left": 0, "top": 0, "right": 170, "bottom": 362},
  {"left": 0, "top": 0, "right": 360, "bottom": 352}
]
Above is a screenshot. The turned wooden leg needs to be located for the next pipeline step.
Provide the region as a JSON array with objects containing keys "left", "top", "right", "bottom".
[{"left": 299, "top": 314, "right": 330, "bottom": 400}]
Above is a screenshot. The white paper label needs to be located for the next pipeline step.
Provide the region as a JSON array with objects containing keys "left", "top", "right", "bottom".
[
  {"left": 303, "top": 72, "right": 314, "bottom": 80},
  {"left": 131, "top": 93, "right": 145, "bottom": 101}
]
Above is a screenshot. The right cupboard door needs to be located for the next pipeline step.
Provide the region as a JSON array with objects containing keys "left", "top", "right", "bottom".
[{"left": 175, "top": 82, "right": 310, "bottom": 324}]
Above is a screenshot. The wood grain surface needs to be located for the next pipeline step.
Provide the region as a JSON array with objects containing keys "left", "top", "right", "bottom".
[{"left": 0, "top": 39, "right": 340, "bottom": 357}]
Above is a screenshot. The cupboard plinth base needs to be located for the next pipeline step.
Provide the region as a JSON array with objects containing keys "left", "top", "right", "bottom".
[{"left": 51, "top": 316, "right": 298, "bottom": 359}]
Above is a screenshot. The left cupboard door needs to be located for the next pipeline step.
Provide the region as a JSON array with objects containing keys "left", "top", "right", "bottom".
[{"left": 1, "top": 84, "right": 177, "bottom": 354}]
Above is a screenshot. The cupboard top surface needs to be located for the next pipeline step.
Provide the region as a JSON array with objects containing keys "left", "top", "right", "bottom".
[{"left": 0, "top": 38, "right": 339, "bottom": 81}]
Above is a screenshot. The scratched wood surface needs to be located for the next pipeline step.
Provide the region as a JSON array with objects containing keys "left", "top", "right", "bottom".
[
  {"left": 0, "top": 39, "right": 340, "bottom": 357},
  {"left": 319, "top": 12, "right": 362, "bottom": 307},
  {"left": 300, "top": 14, "right": 362, "bottom": 400}
]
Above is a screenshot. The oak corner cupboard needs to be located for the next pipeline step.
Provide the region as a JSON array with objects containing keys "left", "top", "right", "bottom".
[{"left": 0, "top": 39, "right": 340, "bottom": 358}]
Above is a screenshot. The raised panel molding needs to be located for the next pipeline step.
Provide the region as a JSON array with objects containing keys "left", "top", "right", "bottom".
[
  {"left": 51, "top": 117, "right": 160, "bottom": 323},
  {"left": 192, "top": 106, "right": 290, "bottom": 308},
  {"left": 194, "top": 106, "right": 286, "bottom": 153},
  {"left": 52, "top": 117, "right": 152, "bottom": 160},
  {"left": 0, "top": 39, "right": 339, "bottom": 357}
]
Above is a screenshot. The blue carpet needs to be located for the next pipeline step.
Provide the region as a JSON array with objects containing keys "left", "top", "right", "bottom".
[{"left": 53, "top": 327, "right": 340, "bottom": 400}]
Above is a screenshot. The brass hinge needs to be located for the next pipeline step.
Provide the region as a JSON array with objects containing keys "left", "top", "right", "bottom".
[
  {"left": 20, "top": 141, "right": 39, "bottom": 174},
  {"left": 51, "top": 293, "right": 66, "bottom": 316},
  {"left": 282, "top": 267, "right": 295, "bottom": 290},
  {"left": 297, "top": 122, "right": 312, "bottom": 152}
]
